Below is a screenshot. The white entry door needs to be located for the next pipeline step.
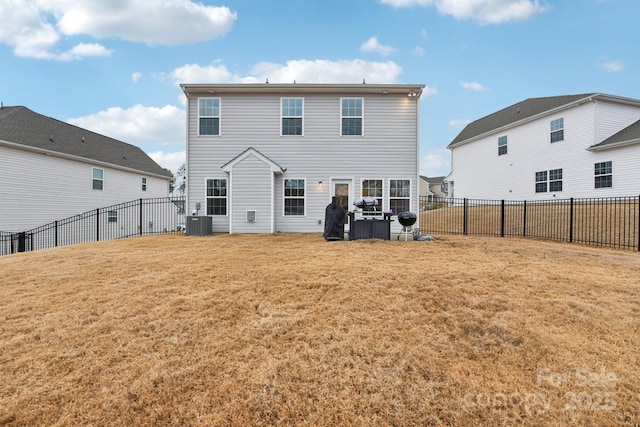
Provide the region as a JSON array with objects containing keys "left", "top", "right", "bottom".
[{"left": 331, "top": 179, "right": 353, "bottom": 230}]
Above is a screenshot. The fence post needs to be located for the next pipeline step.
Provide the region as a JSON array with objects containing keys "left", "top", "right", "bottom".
[
  {"left": 96, "top": 208, "right": 100, "bottom": 242},
  {"left": 54, "top": 220, "right": 58, "bottom": 247},
  {"left": 463, "top": 198, "right": 468, "bottom": 235},
  {"left": 569, "top": 198, "right": 574, "bottom": 243},
  {"left": 139, "top": 198, "right": 143, "bottom": 236},
  {"left": 501, "top": 200, "right": 505, "bottom": 237},
  {"left": 18, "top": 232, "right": 26, "bottom": 252},
  {"left": 522, "top": 200, "right": 527, "bottom": 237},
  {"left": 637, "top": 195, "right": 640, "bottom": 252}
]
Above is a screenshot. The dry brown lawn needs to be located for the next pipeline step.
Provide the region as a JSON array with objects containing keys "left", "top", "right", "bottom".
[{"left": 1, "top": 233, "right": 638, "bottom": 426}]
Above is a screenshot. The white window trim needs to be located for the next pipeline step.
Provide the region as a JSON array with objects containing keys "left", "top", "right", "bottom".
[
  {"left": 283, "top": 178, "right": 306, "bottom": 216},
  {"left": 550, "top": 117, "right": 564, "bottom": 143},
  {"left": 498, "top": 135, "right": 508, "bottom": 156},
  {"left": 198, "top": 97, "right": 221, "bottom": 136},
  {"left": 280, "top": 97, "right": 304, "bottom": 136},
  {"left": 340, "top": 97, "right": 364, "bottom": 137},
  {"left": 92, "top": 167, "right": 104, "bottom": 191},
  {"left": 594, "top": 161, "right": 613, "bottom": 189},
  {"left": 141, "top": 177, "right": 147, "bottom": 192},
  {"left": 360, "top": 178, "right": 383, "bottom": 210},
  {"left": 388, "top": 178, "right": 412, "bottom": 215},
  {"left": 205, "top": 177, "right": 228, "bottom": 216}
]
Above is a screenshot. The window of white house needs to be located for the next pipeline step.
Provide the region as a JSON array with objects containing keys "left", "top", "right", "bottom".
[
  {"left": 92, "top": 167, "right": 104, "bottom": 190},
  {"left": 389, "top": 179, "right": 410, "bottom": 214},
  {"left": 284, "top": 179, "right": 305, "bottom": 216},
  {"left": 535, "top": 171, "right": 548, "bottom": 193},
  {"left": 281, "top": 98, "right": 303, "bottom": 136},
  {"left": 198, "top": 98, "right": 220, "bottom": 136},
  {"left": 549, "top": 168, "right": 563, "bottom": 192},
  {"left": 362, "top": 179, "right": 383, "bottom": 208},
  {"left": 550, "top": 118, "right": 564, "bottom": 143},
  {"left": 535, "top": 169, "right": 563, "bottom": 193},
  {"left": 341, "top": 98, "right": 363, "bottom": 136},
  {"left": 108, "top": 210, "right": 117, "bottom": 223},
  {"left": 595, "top": 161, "right": 613, "bottom": 188},
  {"left": 206, "top": 179, "right": 227, "bottom": 215},
  {"left": 141, "top": 177, "right": 147, "bottom": 192},
  {"left": 498, "top": 135, "right": 508, "bottom": 155}
]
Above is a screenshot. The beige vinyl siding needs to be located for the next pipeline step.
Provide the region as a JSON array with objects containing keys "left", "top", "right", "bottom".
[
  {"left": 0, "top": 144, "right": 169, "bottom": 232},
  {"left": 229, "top": 155, "right": 273, "bottom": 233},
  {"left": 186, "top": 91, "right": 419, "bottom": 233}
]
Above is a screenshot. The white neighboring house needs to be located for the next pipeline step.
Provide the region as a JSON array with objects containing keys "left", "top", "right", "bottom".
[
  {"left": 181, "top": 83, "right": 425, "bottom": 234},
  {"left": 0, "top": 106, "right": 173, "bottom": 232},
  {"left": 446, "top": 93, "right": 640, "bottom": 200}
]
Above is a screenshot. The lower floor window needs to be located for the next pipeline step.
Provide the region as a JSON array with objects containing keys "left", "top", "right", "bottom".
[
  {"left": 594, "top": 161, "right": 612, "bottom": 188},
  {"left": 535, "top": 171, "right": 547, "bottom": 193},
  {"left": 362, "top": 179, "right": 383, "bottom": 209},
  {"left": 206, "top": 179, "right": 227, "bottom": 215},
  {"left": 107, "top": 210, "right": 117, "bottom": 223},
  {"left": 389, "top": 179, "right": 410, "bottom": 214},
  {"left": 284, "top": 179, "right": 305, "bottom": 215},
  {"left": 535, "top": 168, "right": 563, "bottom": 193},
  {"left": 549, "top": 168, "right": 563, "bottom": 192}
]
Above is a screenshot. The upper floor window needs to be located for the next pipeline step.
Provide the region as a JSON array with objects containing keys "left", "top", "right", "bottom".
[
  {"left": 141, "top": 177, "right": 147, "bottom": 192},
  {"left": 498, "top": 135, "right": 508, "bottom": 155},
  {"left": 389, "top": 179, "right": 410, "bottom": 215},
  {"left": 92, "top": 167, "right": 104, "bottom": 190},
  {"left": 281, "top": 98, "right": 303, "bottom": 136},
  {"left": 341, "top": 98, "right": 363, "bottom": 136},
  {"left": 199, "top": 98, "right": 220, "bottom": 136},
  {"left": 206, "top": 178, "right": 227, "bottom": 215},
  {"left": 284, "top": 179, "right": 305, "bottom": 216},
  {"left": 595, "top": 161, "right": 612, "bottom": 188},
  {"left": 550, "top": 118, "right": 564, "bottom": 143},
  {"left": 362, "top": 179, "right": 382, "bottom": 209}
]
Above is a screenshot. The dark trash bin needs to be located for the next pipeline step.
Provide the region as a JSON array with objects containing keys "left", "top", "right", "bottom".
[{"left": 324, "top": 196, "right": 345, "bottom": 241}]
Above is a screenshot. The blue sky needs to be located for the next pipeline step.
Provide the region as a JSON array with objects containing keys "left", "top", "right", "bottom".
[{"left": 1, "top": 0, "right": 638, "bottom": 178}]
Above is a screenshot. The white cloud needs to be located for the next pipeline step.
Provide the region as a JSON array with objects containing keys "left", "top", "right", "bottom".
[
  {"left": 57, "top": 43, "right": 112, "bottom": 61},
  {"left": 460, "top": 81, "right": 488, "bottom": 91},
  {"left": 170, "top": 59, "right": 404, "bottom": 85},
  {"left": 601, "top": 59, "right": 623, "bottom": 72},
  {"left": 420, "top": 148, "right": 451, "bottom": 177},
  {"left": 132, "top": 72, "right": 143, "bottom": 83},
  {"left": 148, "top": 150, "right": 186, "bottom": 175},
  {"left": 360, "top": 36, "right": 395, "bottom": 57},
  {"left": 411, "top": 46, "right": 425, "bottom": 56},
  {"left": 449, "top": 119, "right": 471, "bottom": 128},
  {"left": 0, "top": 0, "right": 236, "bottom": 59},
  {"left": 380, "top": 0, "right": 549, "bottom": 24},
  {"left": 67, "top": 104, "right": 185, "bottom": 149}
]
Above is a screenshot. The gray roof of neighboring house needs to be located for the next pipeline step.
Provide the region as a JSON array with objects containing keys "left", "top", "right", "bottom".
[
  {"left": 448, "top": 93, "right": 598, "bottom": 148},
  {"left": 589, "top": 117, "right": 640, "bottom": 150},
  {"left": 420, "top": 175, "right": 445, "bottom": 184},
  {"left": 0, "top": 106, "right": 172, "bottom": 178}
]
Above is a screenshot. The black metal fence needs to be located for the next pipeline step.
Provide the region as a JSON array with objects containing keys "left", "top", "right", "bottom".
[
  {"left": 1, "top": 197, "right": 186, "bottom": 256},
  {"left": 419, "top": 195, "right": 640, "bottom": 251}
]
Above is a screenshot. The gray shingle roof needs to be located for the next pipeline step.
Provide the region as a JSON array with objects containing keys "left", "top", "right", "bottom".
[
  {"left": 0, "top": 106, "right": 172, "bottom": 178},
  {"left": 419, "top": 175, "right": 445, "bottom": 184},
  {"left": 590, "top": 118, "right": 640, "bottom": 150},
  {"left": 448, "top": 93, "right": 597, "bottom": 148}
]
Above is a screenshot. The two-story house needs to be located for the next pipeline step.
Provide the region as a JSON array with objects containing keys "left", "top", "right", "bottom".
[
  {"left": 0, "top": 106, "right": 172, "bottom": 232},
  {"left": 181, "top": 83, "right": 425, "bottom": 234},
  {"left": 446, "top": 93, "right": 640, "bottom": 200}
]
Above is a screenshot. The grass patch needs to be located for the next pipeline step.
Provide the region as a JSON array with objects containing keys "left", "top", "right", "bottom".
[{"left": 1, "top": 234, "right": 638, "bottom": 425}]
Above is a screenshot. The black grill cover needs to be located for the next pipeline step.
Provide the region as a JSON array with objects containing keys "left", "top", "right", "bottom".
[{"left": 324, "top": 196, "right": 345, "bottom": 241}]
